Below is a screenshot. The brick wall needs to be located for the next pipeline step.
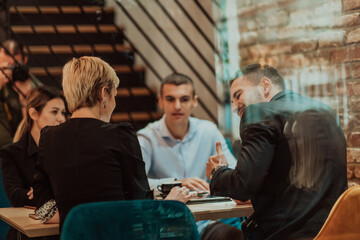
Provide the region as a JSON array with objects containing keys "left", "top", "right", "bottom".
[{"left": 236, "top": 0, "right": 360, "bottom": 186}]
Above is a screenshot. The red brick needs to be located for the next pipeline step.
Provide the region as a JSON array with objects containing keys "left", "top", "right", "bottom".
[
  {"left": 350, "top": 99, "right": 360, "bottom": 112},
  {"left": 278, "top": 27, "right": 312, "bottom": 40},
  {"left": 305, "top": 84, "right": 334, "bottom": 98},
  {"left": 291, "top": 39, "right": 317, "bottom": 53},
  {"left": 258, "top": 28, "right": 279, "bottom": 43},
  {"left": 248, "top": 44, "right": 272, "bottom": 59},
  {"left": 239, "top": 31, "right": 258, "bottom": 47},
  {"left": 238, "top": 19, "right": 257, "bottom": 32},
  {"left": 350, "top": 132, "right": 360, "bottom": 147},
  {"left": 280, "top": 54, "right": 312, "bottom": 68},
  {"left": 351, "top": 63, "right": 360, "bottom": 78},
  {"left": 348, "top": 165, "right": 355, "bottom": 178},
  {"left": 343, "top": 0, "right": 360, "bottom": 11},
  {"left": 336, "top": 64, "right": 351, "bottom": 79},
  {"left": 337, "top": 81, "right": 360, "bottom": 95},
  {"left": 347, "top": 28, "right": 360, "bottom": 44},
  {"left": 355, "top": 165, "right": 360, "bottom": 178},
  {"left": 318, "top": 30, "right": 345, "bottom": 48},
  {"left": 270, "top": 42, "right": 292, "bottom": 55},
  {"left": 332, "top": 46, "right": 360, "bottom": 63},
  {"left": 238, "top": 2, "right": 277, "bottom": 18},
  {"left": 348, "top": 148, "right": 360, "bottom": 162},
  {"left": 334, "top": 13, "right": 360, "bottom": 27},
  {"left": 265, "top": 10, "right": 288, "bottom": 28},
  {"left": 239, "top": 48, "right": 251, "bottom": 60}
]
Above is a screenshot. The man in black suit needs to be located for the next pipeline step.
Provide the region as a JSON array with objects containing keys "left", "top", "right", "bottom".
[{"left": 206, "top": 64, "right": 347, "bottom": 240}]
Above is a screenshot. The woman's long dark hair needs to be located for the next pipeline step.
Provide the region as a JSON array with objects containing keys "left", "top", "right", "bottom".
[{"left": 16, "top": 86, "right": 66, "bottom": 141}]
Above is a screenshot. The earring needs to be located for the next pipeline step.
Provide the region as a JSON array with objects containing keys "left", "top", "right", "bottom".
[{"left": 102, "top": 100, "right": 106, "bottom": 109}]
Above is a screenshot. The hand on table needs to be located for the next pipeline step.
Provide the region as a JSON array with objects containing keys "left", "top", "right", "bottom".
[
  {"left": 181, "top": 177, "right": 209, "bottom": 192},
  {"left": 232, "top": 199, "right": 251, "bottom": 205},
  {"left": 206, "top": 142, "right": 229, "bottom": 179},
  {"left": 165, "top": 186, "right": 191, "bottom": 203}
]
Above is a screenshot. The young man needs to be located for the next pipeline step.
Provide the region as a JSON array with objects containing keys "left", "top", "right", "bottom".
[
  {"left": 137, "top": 73, "right": 237, "bottom": 192},
  {"left": 207, "top": 64, "right": 347, "bottom": 239}
]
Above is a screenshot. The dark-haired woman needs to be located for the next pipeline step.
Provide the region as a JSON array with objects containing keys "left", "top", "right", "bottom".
[{"left": 0, "top": 86, "right": 66, "bottom": 239}]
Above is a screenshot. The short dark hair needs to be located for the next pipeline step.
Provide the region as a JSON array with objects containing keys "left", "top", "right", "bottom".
[
  {"left": 0, "top": 39, "right": 26, "bottom": 60},
  {"left": 229, "top": 63, "right": 285, "bottom": 90},
  {"left": 160, "top": 73, "right": 195, "bottom": 96}
]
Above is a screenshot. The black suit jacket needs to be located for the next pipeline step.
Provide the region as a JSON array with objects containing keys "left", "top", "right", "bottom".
[
  {"left": 33, "top": 118, "right": 153, "bottom": 228},
  {"left": 210, "top": 90, "right": 347, "bottom": 239},
  {"left": 0, "top": 132, "right": 37, "bottom": 207}
]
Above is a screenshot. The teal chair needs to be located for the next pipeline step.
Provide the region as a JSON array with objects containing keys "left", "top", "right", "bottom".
[
  {"left": 61, "top": 200, "right": 200, "bottom": 240},
  {"left": 0, "top": 168, "right": 10, "bottom": 240}
]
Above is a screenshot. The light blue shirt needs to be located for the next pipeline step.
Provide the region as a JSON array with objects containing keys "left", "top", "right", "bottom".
[{"left": 137, "top": 115, "right": 237, "bottom": 190}]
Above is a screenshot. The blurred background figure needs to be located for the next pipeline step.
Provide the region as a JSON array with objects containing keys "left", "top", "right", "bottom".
[
  {"left": 0, "top": 39, "right": 42, "bottom": 147},
  {"left": 0, "top": 86, "right": 66, "bottom": 240}
]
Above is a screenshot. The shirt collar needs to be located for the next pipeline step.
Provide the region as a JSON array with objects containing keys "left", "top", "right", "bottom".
[{"left": 159, "top": 115, "right": 196, "bottom": 141}]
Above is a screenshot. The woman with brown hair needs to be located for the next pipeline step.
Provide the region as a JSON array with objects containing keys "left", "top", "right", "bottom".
[{"left": 0, "top": 86, "right": 66, "bottom": 239}]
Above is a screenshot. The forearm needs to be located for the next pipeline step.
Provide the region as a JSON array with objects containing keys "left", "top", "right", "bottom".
[{"left": 210, "top": 166, "right": 252, "bottom": 201}]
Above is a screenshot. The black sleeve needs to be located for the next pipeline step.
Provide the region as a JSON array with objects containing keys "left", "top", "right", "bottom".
[
  {"left": 33, "top": 128, "right": 55, "bottom": 209},
  {"left": 210, "top": 105, "right": 280, "bottom": 201},
  {"left": 118, "top": 124, "right": 153, "bottom": 200},
  {"left": 0, "top": 146, "right": 35, "bottom": 207}
]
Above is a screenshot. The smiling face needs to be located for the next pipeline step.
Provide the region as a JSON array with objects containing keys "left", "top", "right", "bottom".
[
  {"left": 159, "top": 83, "right": 198, "bottom": 127},
  {"left": 230, "top": 76, "right": 267, "bottom": 118}
]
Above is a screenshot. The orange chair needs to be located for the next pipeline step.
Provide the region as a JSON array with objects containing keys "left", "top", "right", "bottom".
[{"left": 314, "top": 186, "right": 360, "bottom": 240}]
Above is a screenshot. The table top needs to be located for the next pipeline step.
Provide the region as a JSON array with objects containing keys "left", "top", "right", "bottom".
[
  {"left": 188, "top": 201, "right": 253, "bottom": 221},
  {"left": 0, "top": 202, "right": 253, "bottom": 237},
  {"left": 0, "top": 207, "right": 59, "bottom": 237}
]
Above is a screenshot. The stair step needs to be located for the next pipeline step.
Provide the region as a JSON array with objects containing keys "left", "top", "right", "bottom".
[
  {"left": 12, "top": 24, "right": 124, "bottom": 45},
  {"left": 10, "top": 0, "right": 104, "bottom": 6},
  {"left": 29, "top": 65, "right": 145, "bottom": 76},
  {"left": 26, "top": 44, "right": 134, "bottom": 67},
  {"left": 10, "top": 6, "right": 114, "bottom": 25},
  {"left": 25, "top": 44, "right": 131, "bottom": 54},
  {"left": 111, "top": 112, "right": 162, "bottom": 123},
  {"left": 12, "top": 24, "right": 121, "bottom": 34},
  {"left": 10, "top": 6, "right": 113, "bottom": 14},
  {"left": 116, "top": 87, "right": 154, "bottom": 97}
]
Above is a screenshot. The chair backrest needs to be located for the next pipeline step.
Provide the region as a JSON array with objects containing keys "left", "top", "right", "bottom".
[
  {"left": 60, "top": 199, "right": 200, "bottom": 240},
  {"left": 0, "top": 167, "right": 10, "bottom": 240},
  {"left": 314, "top": 186, "right": 360, "bottom": 240}
]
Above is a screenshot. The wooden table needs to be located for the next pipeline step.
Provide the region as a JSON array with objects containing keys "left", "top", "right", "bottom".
[
  {"left": 0, "top": 207, "right": 59, "bottom": 237},
  {"left": 0, "top": 202, "right": 253, "bottom": 238},
  {"left": 188, "top": 201, "right": 253, "bottom": 221}
]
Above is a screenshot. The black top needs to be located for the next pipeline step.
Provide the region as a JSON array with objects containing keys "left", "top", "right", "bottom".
[
  {"left": 0, "top": 131, "right": 38, "bottom": 207},
  {"left": 34, "top": 118, "right": 153, "bottom": 228},
  {"left": 210, "top": 91, "right": 348, "bottom": 239}
]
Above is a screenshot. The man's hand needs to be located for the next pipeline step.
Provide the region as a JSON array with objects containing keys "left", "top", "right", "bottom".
[
  {"left": 181, "top": 177, "right": 209, "bottom": 192},
  {"left": 206, "top": 142, "right": 229, "bottom": 179}
]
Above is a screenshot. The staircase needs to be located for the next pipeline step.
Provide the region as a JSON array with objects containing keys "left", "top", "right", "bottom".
[{"left": 7, "top": 0, "right": 160, "bottom": 130}]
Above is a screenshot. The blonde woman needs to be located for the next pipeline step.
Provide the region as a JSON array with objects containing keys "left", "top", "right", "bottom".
[{"left": 33, "top": 57, "right": 190, "bottom": 230}]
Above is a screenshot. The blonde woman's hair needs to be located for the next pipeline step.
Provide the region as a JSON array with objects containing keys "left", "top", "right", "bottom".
[{"left": 62, "top": 56, "right": 119, "bottom": 113}]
